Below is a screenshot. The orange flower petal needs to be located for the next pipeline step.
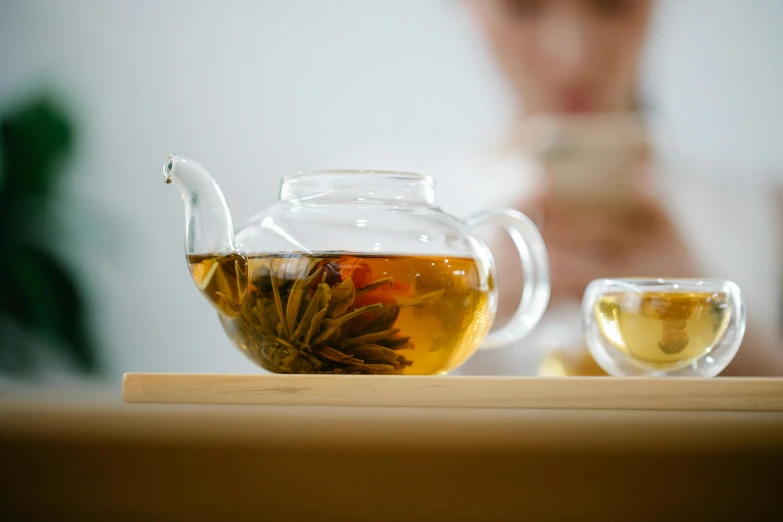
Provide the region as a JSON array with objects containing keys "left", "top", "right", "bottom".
[{"left": 338, "top": 256, "right": 373, "bottom": 288}]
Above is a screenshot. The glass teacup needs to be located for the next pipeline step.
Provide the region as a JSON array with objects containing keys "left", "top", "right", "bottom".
[{"left": 582, "top": 278, "right": 746, "bottom": 377}]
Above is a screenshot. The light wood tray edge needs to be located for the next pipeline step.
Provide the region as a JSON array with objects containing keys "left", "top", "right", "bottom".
[{"left": 122, "top": 373, "right": 783, "bottom": 411}]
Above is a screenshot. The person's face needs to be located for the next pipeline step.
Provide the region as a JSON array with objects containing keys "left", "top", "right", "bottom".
[{"left": 471, "top": 0, "right": 652, "bottom": 115}]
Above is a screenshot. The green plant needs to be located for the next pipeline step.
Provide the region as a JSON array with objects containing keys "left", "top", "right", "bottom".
[{"left": 0, "top": 96, "right": 98, "bottom": 375}]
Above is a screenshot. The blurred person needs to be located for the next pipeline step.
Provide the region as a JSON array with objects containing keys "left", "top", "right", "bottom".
[{"left": 449, "top": 0, "right": 783, "bottom": 376}]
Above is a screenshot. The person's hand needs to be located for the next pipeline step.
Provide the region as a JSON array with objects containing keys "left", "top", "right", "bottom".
[
  {"left": 494, "top": 184, "right": 696, "bottom": 317},
  {"left": 532, "top": 189, "right": 696, "bottom": 301}
]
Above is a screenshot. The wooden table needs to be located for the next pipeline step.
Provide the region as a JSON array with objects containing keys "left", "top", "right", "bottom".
[{"left": 1, "top": 393, "right": 782, "bottom": 521}]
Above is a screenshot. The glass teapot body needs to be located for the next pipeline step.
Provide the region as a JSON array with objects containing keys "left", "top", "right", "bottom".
[{"left": 166, "top": 156, "right": 549, "bottom": 375}]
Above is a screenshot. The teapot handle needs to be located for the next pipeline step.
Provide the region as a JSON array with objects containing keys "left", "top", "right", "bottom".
[{"left": 466, "top": 209, "right": 550, "bottom": 349}]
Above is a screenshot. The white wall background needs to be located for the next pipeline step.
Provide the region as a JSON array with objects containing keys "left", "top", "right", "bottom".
[{"left": 1, "top": 0, "right": 782, "bottom": 382}]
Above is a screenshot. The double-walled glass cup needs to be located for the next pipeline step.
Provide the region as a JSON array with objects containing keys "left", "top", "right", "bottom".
[{"left": 583, "top": 278, "right": 745, "bottom": 377}]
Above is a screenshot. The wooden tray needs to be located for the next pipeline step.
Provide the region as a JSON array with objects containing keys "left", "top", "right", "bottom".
[{"left": 122, "top": 373, "right": 783, "bottom": 411}]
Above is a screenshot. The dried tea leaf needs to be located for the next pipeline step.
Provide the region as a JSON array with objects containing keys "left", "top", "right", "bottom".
[
  {"left": 348, "top": 343, "right": 401, "bottom": 363},
  {"left": 303, "top": 265, "right": 325, "bottom": 289},
  {"left": 355, "top": 276, "right": 393, "bottom": 295},
  {"left": 396, "top": 357, "right": 413, "bottom": 368},
  {"left": 254, "top": 299, "right": 280, "bottom": 337},
  {"left": 285, "top": 276, "right": 306, "bottom": 334},
  {"left": 269, "top": 264, "right": 289, "bottom": 338},
  {"left": 282, "top": 351, "right": 299, "bottom": 367},
  {"left": 195, "top": 260, "right": 220, "bottom": 291},
  {"left": 298, "top": 350, "right": 323, "bottom": 368},
  {"left": 305, "top": 307, "right": 328, "bottom": 347},
  {"left": 291, "top": 283, "right": 331, "bottom": 341},
  {"left": 313, "top": 281, "right": 331, "bottom": 304},
  {"left": 398, "top": 288, "right": 444, "bottom": 309},
  {"left": 313, "top": 345, "right": 353, "bottom": 362},
  {"left": 342, "top": 328, "right": 400, "bottom": 347},
  {"left": 328, "top": 277, "right": 355, "bottom": 318},
  {"left": 312, "top": 318, "right": 340, "bottom": 345},
  {"left": 292, "top": 359, "right": 316, "bottom": 373},
  {"left": 376, "top": 336, "right": 412, "bottom": 350},
  {"left": 275, "top": 337, "right": 297, "bottom": 351},
  {"left": 363, "top": 364, "right": 397, "bottom": 374},
  {"left": 241, "top": 298, "right": 257, "bottom": 319},
  {"left": 336, "top": 303, "right": 384, "bottom": 325},
  {"left": 234, "top": 258, "right": 248, "bottom": 304},
  {"left": 360, "top": 304, "right": 400, "bottom": 333},
  {"left": 340, "top": 362, "right": 372, "bottom": 374}
]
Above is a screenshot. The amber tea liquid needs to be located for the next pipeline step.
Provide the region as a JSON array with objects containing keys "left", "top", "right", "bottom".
[
  {"left": 594, "top": 291, "right": 730, "bottom": 372},
  {"left": 188, "top": 252, "right": 494, "bottom": 375}
]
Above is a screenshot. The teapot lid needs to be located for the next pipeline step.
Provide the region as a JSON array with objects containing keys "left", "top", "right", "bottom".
[{"left": 280, "top": 169, "right": 436, "bottom": 206}]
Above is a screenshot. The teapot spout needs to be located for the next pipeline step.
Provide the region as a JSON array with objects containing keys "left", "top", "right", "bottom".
[
  {"left": 164, "top": 154, "right": 247, "bottom": 317},
  {"left": 164, "top": 154, "right": 238, "bottom": 255}
]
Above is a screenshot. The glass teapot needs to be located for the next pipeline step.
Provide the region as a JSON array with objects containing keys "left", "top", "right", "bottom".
[{"left": 164, "top": 154, "right": 549, "bottom": 375}]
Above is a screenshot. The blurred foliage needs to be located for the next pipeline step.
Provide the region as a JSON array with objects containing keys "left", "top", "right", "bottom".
[{"left": 0, "top": 95, "right": 99, "bottom": 375}]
